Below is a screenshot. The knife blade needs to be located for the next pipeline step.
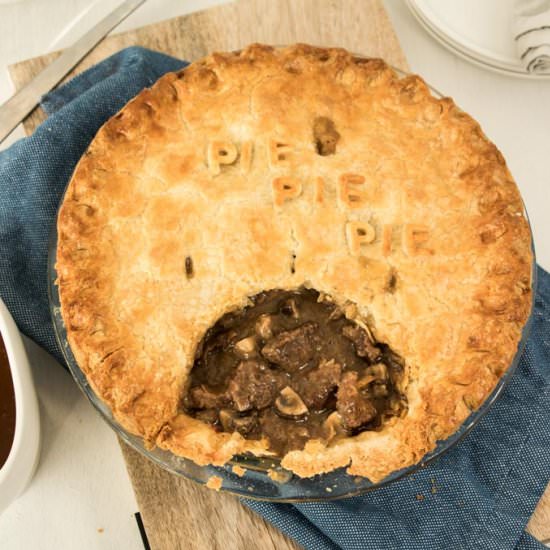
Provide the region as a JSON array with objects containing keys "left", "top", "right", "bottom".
[{"left": 0, "top": 0, "right": 146, "bottom": 144}]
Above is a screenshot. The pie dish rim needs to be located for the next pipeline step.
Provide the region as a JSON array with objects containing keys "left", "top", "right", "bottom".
[
  {"left": 47, "top": 219, "right": 536, "bottom": 500},
  {"left": 47, "top": 50, "right": 537, "bottom": 499}
]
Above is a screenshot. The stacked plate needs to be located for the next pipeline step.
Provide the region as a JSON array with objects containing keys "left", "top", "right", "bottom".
[{"left": 406, "top": 0, "right": 550, "bottom": 79}]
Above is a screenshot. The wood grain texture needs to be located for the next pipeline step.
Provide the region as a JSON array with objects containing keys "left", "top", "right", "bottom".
[
  {"left": 8, "top": 0, "right": 549, "bottom": 547},
  {"left": 527, "top": 483, "right": 550, "bottom": 542},
  {"left": 120, "top": 443, "right": 300, "bottom": 550},
  {"left": 8, "top": 0, "right": 408, "bottom": 135}
]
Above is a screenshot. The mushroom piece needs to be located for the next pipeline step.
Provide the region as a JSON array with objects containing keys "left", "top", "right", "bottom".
[
  {"left": 219, "top": 409, "right": 234, "bottom": 431},
  {"left": 371, "top": 382, "right": 389, "bottom": 398},
  {"left": 386, "top": 396, "right": 407, "bottom": 418},
  {"left": 357, "top": 363, "right": 388, "bottom": 388},
  {"left": 234, "top": 336, "right": 257, "bottom": 357},
  {"left": 281, "top": 298, "right": 299, "bottom": 318},
  {"left": 365, "top": 363, "right": 388, "bottom": 380},
  {"left": 275, "top": 387, "right": 308, "bottom": 418},
  {"left": 317, "top": 291, "right": 332, "bottom": 304},
  {"left": 343, "top": 302, "right": 358, "bottom": 320},
  {"left": 357, "top": 374, "right": 376, "bottom": 389},
  {"left": 328, "top": 305, "right": 344, "bottom": 321},
  {"left": 322, "top": 411, "right": 348, "bottom": 442},
  {"left": 255, "top": 314, "right": 273, "bottom": 340}
]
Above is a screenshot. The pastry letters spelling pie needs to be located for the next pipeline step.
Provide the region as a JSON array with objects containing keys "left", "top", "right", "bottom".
[{"left": 56, "top": 44, "right": 533, "bottom": 481}]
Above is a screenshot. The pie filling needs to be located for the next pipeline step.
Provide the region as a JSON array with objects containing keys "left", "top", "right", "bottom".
[{"left": 182, "top": 289, "right": 407, "bottom": 456}]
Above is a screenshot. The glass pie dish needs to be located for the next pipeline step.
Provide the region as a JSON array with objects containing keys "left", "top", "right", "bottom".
[{"left": 47, "top": 59, "right": 537, "bottom": 502}]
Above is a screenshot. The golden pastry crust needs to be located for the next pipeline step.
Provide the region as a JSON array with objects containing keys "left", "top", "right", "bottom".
[
  {"left": 206, "top": 475, "right": 223, "bottom": 491},
  {"left": 56, "top": 44, "right": 533, "bottom": 482},
  {"left": 232, "top": 465, "right": 247, "bottom": 477}
]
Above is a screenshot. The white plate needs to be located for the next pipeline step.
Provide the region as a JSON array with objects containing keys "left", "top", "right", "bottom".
[{"left": 406, "top": 0, "right": 550, "bottom": 79}]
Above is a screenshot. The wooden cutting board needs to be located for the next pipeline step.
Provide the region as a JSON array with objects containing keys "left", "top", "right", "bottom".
[{"left": 8, "top": 1, "right": 549, "bottom": 548}]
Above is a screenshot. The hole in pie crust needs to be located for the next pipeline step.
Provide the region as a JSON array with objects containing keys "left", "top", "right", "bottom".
[
  {"left": 386, "top": 268, "right": 397, "bottom": 293},
  {"left": 181, "top": 288, "right": 407, "bottom": 456},
  {"left": 313, "top": 116, "right": 340, "bottom": 156},
  {"left": 185, "top": 256, "right": 194, "bottom": 279}
]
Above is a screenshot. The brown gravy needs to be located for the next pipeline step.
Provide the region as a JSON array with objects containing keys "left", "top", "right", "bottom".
[
  {"left": 183, "top": 288, "right": 406, "bottom": 456},
  {"left": 0, "top": 336, "right": 16, "bottom": 469}
]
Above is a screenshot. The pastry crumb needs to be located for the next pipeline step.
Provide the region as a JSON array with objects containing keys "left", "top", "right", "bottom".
[
  {"left": 267, "top": 469, "right": 289, "bottom": 483},
  {"left": 430, "top": 478, "right": 438, "bottom": 494},
  {"left": 232, "top": 465, "right": 246, "bottom": 477},
  {"left": 416, "top": 494, "right": 424, "bottom": 501},
  {"left": 97, "top": 528, "right": 104, "bottom": 534},
  {"left": 206, "top": 476, "right": 223, "bottom": 491},
  {"left": 326, "top": 487, "right": 332, "bottom": 493}
]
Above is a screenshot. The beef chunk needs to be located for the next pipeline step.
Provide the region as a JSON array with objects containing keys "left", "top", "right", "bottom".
[
  {"left": 261, "top": 321, "right": 320, "bottom": 371},
  {"left": 194, "top": 409, "right": 219, "bottom": 425},
  {"left": 296, "top": 359, "right": 342, "bottom": 409},
  {"left": 342, "top": 324, "right": 381, "bottom": 362},
  {"left": 187, "top": 386, "right": 229, "bottom": 409},
  {"left": 219, "top": 409, "right": 259, "bottom": 436},
  {"left": 231, "top": 414, "right": 258, "bottom": 436},
  {"left": 336, "top": 371, "right": 377, "bottom": 429},
  {"left": 260, "top": 409, "right": 311, "bottom": 454},
  {"left": 228, "top": 359, "right": 286, "bottom": 411}
]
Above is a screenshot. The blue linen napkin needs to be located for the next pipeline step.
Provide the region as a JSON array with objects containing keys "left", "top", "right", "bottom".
[
  {"left": 0, "top": 47, "right": 187, "bottom": 365},
  {"left": 0, "top": 47, "right": 549, "bottom": 550}
]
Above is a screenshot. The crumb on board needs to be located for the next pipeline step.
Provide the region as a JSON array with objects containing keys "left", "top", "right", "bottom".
[
  {"left": 416, "top": 494, "right": 424, "bottom": 501},
  {"left": 268, "top": 469, "right": 290, "bottom": 483},
  {"left": 430, "top": 478, "right": 438, "bottom": 494},
  {"left": 232, "top": 465, "right": 246, "bottom": 477},
  {"left": 326, "top": 487, "right": 333, "bottom": 493},
  {"left": 206, "top": 476, "right": 223, "bottom": 491},
  {"left": 97, "top": 528, "right": 104, "bottom": 534}
]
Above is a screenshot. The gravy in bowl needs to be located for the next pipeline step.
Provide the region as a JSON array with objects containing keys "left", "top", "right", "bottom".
[{"left": 0, "top": 336, "right": 16, "bottom": 469}]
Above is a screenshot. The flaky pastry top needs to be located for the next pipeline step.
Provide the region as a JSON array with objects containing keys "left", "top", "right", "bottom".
[{"left": 57, "top": 44, "right": 533, "bottom": 481}]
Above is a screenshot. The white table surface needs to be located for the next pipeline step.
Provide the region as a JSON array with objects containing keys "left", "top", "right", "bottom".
[{"left": 0, "top": 1, "right": 548, "bottom": 548}]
